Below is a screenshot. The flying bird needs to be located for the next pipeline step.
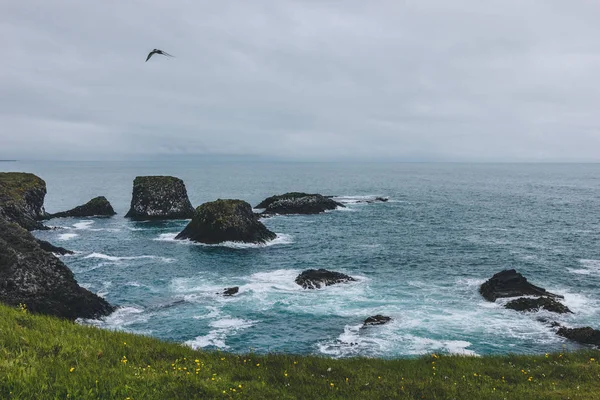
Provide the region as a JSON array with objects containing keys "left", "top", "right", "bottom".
[{"left": 145, "top": 49, "right": 174, "bottom": 62}]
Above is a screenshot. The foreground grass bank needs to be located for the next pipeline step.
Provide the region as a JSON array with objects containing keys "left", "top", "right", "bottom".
[{"left": 1, "top": 304, "right": 599, "bottom": 399}]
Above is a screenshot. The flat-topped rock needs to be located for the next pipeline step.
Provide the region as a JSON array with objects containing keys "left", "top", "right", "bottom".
[
  {"left": 125, "top": 176, "right": 195, "bottom": 220},
  {"left": 295, "top": 269, "right": 356, "bottom": 289},
  {"left": 47, "top": 196, "right": 116, "bottom": 219},
  {"left": 480, "top": 269, "right": 562, "bottom": 302},
  {"left": 175, "top": 199, "right": 276, "bottom": 244},
  {"left": 504, "top": 297, "right": 572, "bottom": 314},
  {"left": 557, "top": 326, "right": 600, "bottom": 346},
  {"left": 362, "top": 315, "right": 392, "bottom": 327},
  {"left": 257, "top": 192, "right": 344, "bottom": 215},
  {"left": 220, "top": 287, "right": 239, "bottom": 296},
  {"left": 0, "top": 217, "right": 114, "bottom": 320},
  {"left": 0, "top": 172, "right": 48, "bottom": 230}
]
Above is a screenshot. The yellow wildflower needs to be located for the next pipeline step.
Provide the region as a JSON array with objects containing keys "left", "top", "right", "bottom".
[{"left": 69, "top": 367, "right": 75, "bottom": 373}]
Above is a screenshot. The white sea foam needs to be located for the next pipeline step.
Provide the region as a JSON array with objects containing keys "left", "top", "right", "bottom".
[
  {"left": 73, "top": 220, "right": 95, "bottom": 229},
  {"left": 58, "top": 232, "right": 78, "bottom": 241},
  {"left": 185, "top": 317, "right": 256, "bottom": 350},
  {"left": 84, "top": 253, "right": 175, "bottom": 263},
  {"left": 568, "top": 259, "right": 600, "bottom": 276},
  {"left": 155, "top": 233, "right": 293, "bottom": 248},
  {"left": 333, "top": 195, "right": 390, "bottom": 204},
  {"left": 80, "top": 306, "right": 146, "bottom": 328}
]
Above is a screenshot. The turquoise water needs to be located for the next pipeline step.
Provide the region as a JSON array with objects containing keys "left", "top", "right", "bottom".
[{"left": 2, "top": 161, "right": 600, "bottom": 357}]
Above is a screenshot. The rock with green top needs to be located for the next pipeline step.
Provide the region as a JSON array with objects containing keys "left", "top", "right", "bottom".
[
  {"left": 47, "top": 196, "right": 116, "bottom": 219},
  {"left": 256, "top": 192, "right": 344, "bottom": 215},
  {"left": 0, "top": 172, "right": 49, "bottom": 230},
  {"left": 125, "top": 176, "right": 195, "bottom": 220},
  {"left": 175, "top": 199, "right": 277, "bottom": 244}
]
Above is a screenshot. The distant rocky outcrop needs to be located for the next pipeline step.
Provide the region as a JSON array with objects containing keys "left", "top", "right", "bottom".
[
  {"left": 362, "top": 315, "right": 392, "bottom": 327},
  {"left": 295, "top": 269, "right": 356, "bottom": 289},
  {"left": 556, "top": 326, "right": 600, "bottom": 346},
  {"left": 0, "top": 172, "right": 48, "bottom": 230},
  {"left": 480, "top": 269, "right": 562, "bottom": 302},
  {"left": 505, "top": 297, "right": 572, "bottom": 314},
  {"left": 0, "top": 217, "right": 114, "bottom": 320},
  {"left": 257, "top": 192, "right": 344, "bottom": 215},
  {"left": 220, "top": 287, "right": 239, "bottom": 296},
  {"left": 47, "top": 196, "right": 116, "bottom": 219},
  {"left": 175, "top": 199, "right": 276, "bottom": 244},
  {"left": 125, "top": 176, "right": 195, "bottom": 220},
  {"left": 36, "top": 239, "right": 74, "bottom": 256}
]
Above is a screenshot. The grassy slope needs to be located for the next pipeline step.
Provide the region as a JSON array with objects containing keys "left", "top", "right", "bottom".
[
  {"left": 0, "top": 172, "right": 44, "bottom": 204},
  {"left": 1, "top": 304, "right": 599, "bottom": 399}
]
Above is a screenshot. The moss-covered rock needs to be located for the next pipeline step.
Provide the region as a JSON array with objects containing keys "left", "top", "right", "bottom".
[
  {"left": 256, "top": 192, "right": 344, "bottom": 215},
  {"left": 47, "top": 196, "right": 116, "bottom": 219},
  {"left": 0, "top": 172, "right": 48, "bottom": 230},
  {"left": 0, "top": 217, "right": 114, "bottom": 320},
  {"left": 175, "top": 199, "right": 276, "bottom": 244},
  {"left": 125, "top": 176, "right": 195, "bottom": 220}
]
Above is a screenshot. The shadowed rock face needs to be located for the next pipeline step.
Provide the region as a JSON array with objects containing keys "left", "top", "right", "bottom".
[
  {"left": 257, "top": 192, "right": 344, "bottom": 215},
  {"left": 47, "top": 196, "right": 116, "bottom": 219},
  {"left": 479, "top": 269, "right": 562, "bottom": 302},
  {"left": 557, "top": 326, "right": 600, "bottom": 346},
  {"left": 504, "top": 297, "right": 572, "bottom": 314},
  {"left": 35, "top": 239, "right": 73, "bottom": 256},
  {"left": 0, "top": 217, "right": 114, "bottom": 320},
  {"left": 0, "top": 172, "right": 48, "bottom": 231},
  {"left": 125, "top": 176, "right": 195, "bottom": 220},
  {"left": 363, "top": 315, "right": 392, "bottom": 327},
  {"left": 295, "top": 269, "right": 357, "bottom": 289},
  {"left": 175, "top": 199, "right": 276, "bottom": 244}
]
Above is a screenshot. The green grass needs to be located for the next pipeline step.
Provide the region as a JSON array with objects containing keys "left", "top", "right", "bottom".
[
  {"left": 1, "top": 304, "right": 599, "bottom": 399},
  {"left": 0, "top": 172, "right": 45, "bottom": 204}
]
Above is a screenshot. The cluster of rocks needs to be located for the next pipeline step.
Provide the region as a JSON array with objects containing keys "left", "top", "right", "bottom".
[
  {"left": 480, "top": 269, "right": 599, "bottom": 347},
  {"left": 256, "top": 192, "right": 345, "bottom": 215}
]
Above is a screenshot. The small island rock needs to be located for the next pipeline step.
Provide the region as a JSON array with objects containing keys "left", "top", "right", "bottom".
[
  {"left": 257, "top": 192, "right": 344, "bottom": 215},
  {"left": 221, "top": 287, "right": 239, "bottom": 296},
  {"left": 175, "top": 199, "right": 276, "bottom": 244},
  {"left": 362, "top": 315, "right": 392, "bottom": 327},
  {"left": 480, "top": 269, "right": 562, "bottom": 302},
  {"left": 47, "top": 196, "right": 116, "bottom": 219},
  {"left": 125, "top": 176, "right": 195, "bottom": 220},
  {"left": 295, "top": 269, "right": 357, "bottom": 289},
  {"left": 0, "top": 217, "right": 114, "bottom": 320},
  {"left": 557, "top": 326, "right": 600, "bottom": 346},
  {"left": 0, "top": 172, "right": 49, "bottom": 230},
  {"left": 504, "top": 297, "right": 572, "bottom": 314}
]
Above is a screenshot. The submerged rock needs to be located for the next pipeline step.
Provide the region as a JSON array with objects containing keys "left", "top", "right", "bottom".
[
  {"left": 362, "top": 315, "right": 392, "bottom": 327},
  {"left": 47, "top": 196, "right": 116, "bottom": 219},
  {"left": 0, "top": 172, "right": 49, "bottom": 230},
  {"left": 295, "top": 269, "right": 356, "bottom": 289},
  {"left": 479, "top": 269, "right": 562, "bottom": 302},
  {"left": 125, "top": 176, "right": 195, "bottom": 220},
  {"left": 557, "top": 326, "right": 600, "bottom": 346},
  {"left": 0, "top": 217, "right": 114, "bottom": 320},
  {"left": 175, "top": 199, "right": 276, "bottom": 244},
  {"left": 221, "top": 287, "right": 239, "bottom": 296},
  {"left": 505, "top": 297, "right": 572, "bottom": 314},
  {"left": 257, "top": 192, "right": 344, "bottom": 215},
  {"left": 36, "top": 239, "right": 74, "bottom": 256}
]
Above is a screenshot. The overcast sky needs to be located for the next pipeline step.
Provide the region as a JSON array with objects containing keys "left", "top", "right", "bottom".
[{"left": 2, "top": 1, "right": 600, "bottom": 161}]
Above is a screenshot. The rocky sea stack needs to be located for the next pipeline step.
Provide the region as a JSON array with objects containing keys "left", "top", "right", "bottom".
[
  {"left": 0, "top": 172, "right": 48, "bottom": 230},
  {"left": 125, "top": 176, "right": 195, "bottom": 220},
  {"left": 295, "top": 269, "right": 357, "bottom": 289},
  {"left": 257, "top": 192, "right": 344, "bottom": 215},
  {"left": 505, "top": 297, "right": 572, "bottom": 314},
  {"left": 0, "top": 217, "right": 114, "bottom": 320},
  {"left": 479, "top": 269, "right": 562, "bottom": 302},
  {"left": 175, "top": 199, "right": 276, "bottom": 244},
  {"left": 47, "top": 196, "right": 116, "bottom": 219}
]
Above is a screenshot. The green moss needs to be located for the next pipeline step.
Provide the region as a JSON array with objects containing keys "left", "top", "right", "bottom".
[
  {"left": 0, "top": 302, "right": 599, "bottom": 399},
  {"left": 0, "top": 172, "right": 46, "bottom": 205},
  {"left": 133, "top": 176, "right": 182, "bottom": 187}
]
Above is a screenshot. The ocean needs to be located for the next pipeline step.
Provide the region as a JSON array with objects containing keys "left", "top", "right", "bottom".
[{"left": 2, "top": 160, "right": 599, "bottom": 358}]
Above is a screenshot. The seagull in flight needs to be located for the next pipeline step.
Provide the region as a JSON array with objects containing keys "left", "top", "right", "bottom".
[{"left": 145, "top": 49, "right": 174, "bottom": 62}]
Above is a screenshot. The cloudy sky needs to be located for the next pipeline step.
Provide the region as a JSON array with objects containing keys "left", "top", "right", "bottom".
[{"left": 2, "top": 1, "right": 600, "bottom": 161}]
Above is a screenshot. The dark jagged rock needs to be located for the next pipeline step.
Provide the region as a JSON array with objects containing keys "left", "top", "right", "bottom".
[
  {"left": 295, "top": 269, "right": 357, "bottom": 289},
  {"left": 0, "top": 172, "right": 49, "bottom": 230},
  {"left": 505, "top": 297, "right": 572, "bottom": 314},
  {"left": 125, "top": 176, "right": 195, "bottom": 220},
  {"left": 256, "top": 192, "right": 344, "bottom": 215},
  {"left": 557, "top": 326, "right": 600, "bottom": 346},
  {"left": 362, "top": 315, "right": 392, "bottom": 327},
  {"left": 47, "top": 196, "right": 116, "bottom": 219},
  {"left": 175, "top": 199, "right": 276, "bottom": 244},
  {"left": 221, "top": 287, "right": 239, "bottom": 296},
  {"left": 479, "top": 269, "right": 562, "bottom": 302},
  {"left": 36, "top": 239, "right": 74, "bottom": 255},
  {"left": 0, "top": 217, "right": 114, "bottom": 320}
]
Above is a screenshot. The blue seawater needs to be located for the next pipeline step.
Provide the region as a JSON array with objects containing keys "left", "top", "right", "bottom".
[{"left": 2, "top": 161, "right": 599, "bottom": 357}]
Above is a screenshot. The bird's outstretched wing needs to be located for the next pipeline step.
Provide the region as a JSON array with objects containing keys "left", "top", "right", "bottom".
[
  {"left": 158, "top": 50, "right": 174, "bottom": 58},
  {"left": 145, "top": 50, "right": 156, "bottom": 62}
]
